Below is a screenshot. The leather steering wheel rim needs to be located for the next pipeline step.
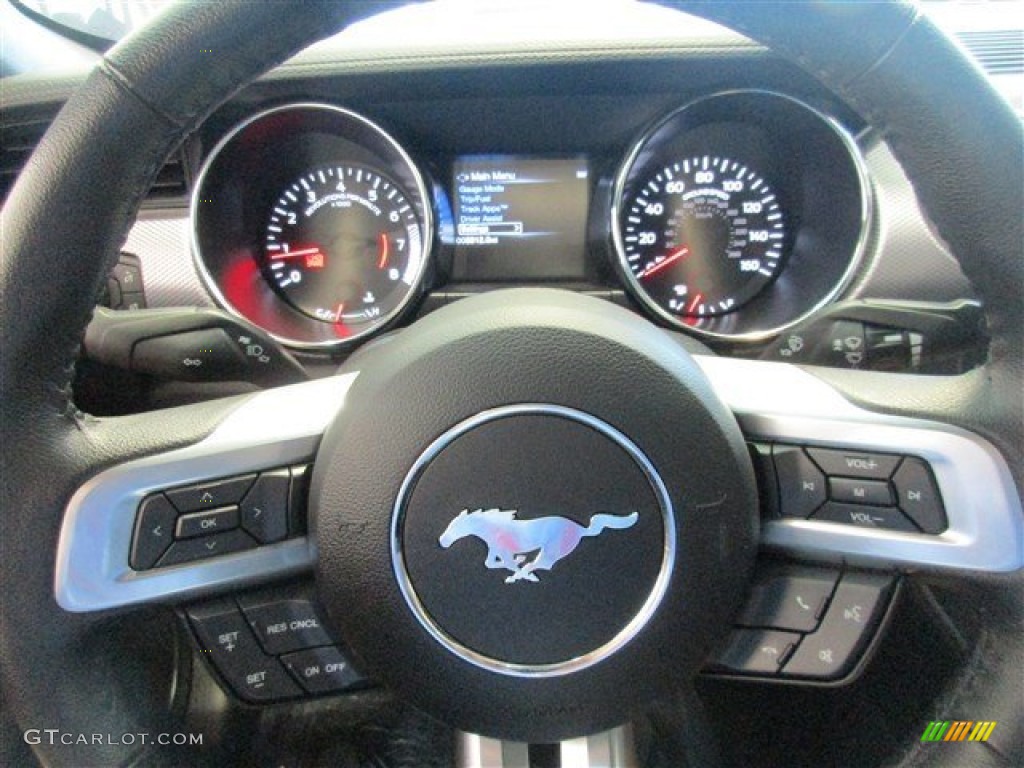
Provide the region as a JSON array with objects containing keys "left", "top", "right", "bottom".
[{"left": 1, "top": 2, "right": 1020, "bottom": 766}]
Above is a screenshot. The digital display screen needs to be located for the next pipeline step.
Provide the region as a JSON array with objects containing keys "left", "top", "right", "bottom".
[{"left": 452, "top": 155, "right": 589, "bottom": 281}]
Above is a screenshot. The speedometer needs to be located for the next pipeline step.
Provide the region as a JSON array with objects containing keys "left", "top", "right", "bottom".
[
  {"left": 619, "top": 156, "right": 785, "bottom": 318},
  {"left": 264, "top": 164, "right": 422, "bottom": 335},
  {"left": 611, "top": 91, "right": 870, "bottom": 341}
]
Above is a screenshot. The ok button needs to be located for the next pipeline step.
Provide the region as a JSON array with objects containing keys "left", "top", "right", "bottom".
[{"left": 175, "top": 506, "right": 240, "bottom": 539}]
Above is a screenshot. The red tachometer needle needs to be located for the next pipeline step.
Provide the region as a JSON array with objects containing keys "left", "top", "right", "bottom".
[
  {"left": 271, "top": 246, "right": 325, "bottom": 269},
  {"left": 686, "top": 293, "right": 703, "bottom": 314},
  {"left": 270, "top": 247, "right": 321, "bottom": 260},
  {"left": 377, "top": 233, "right": 390, "bottom": 269},
  {"left": 637, "top": 246, "right": 689, "bottom": 280}
]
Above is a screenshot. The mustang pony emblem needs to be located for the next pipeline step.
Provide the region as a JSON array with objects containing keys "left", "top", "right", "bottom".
[{"left": 438, "top": 508, "right": 639, "bottom": 583}]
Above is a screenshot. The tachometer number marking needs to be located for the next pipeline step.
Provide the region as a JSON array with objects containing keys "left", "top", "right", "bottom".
[{"left": 264, "top": 164, "right": 423, "bottom": 330}]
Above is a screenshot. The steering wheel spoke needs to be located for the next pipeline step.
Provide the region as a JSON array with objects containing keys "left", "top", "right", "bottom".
[
  {"left": 56, "top": 373, "right": 357, "bottom": 612},
  {"left": 457, "top": 725, "right": 639, "bottom": 768},
  {"left": 696, "top": 355, "right": 1024, "bottom": 573}
]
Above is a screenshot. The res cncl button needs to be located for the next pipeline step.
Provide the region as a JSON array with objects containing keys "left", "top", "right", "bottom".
[{"left": 239, "top": 597, "right": 333, "bottom": 655}]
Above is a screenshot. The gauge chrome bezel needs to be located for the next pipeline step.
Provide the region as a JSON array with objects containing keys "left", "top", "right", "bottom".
[
  {"left": 191, "top": 102, "right": 434, "bottom": 350},
  {"left": 610, "top": 89, "right": 874, "bottom": 342}
]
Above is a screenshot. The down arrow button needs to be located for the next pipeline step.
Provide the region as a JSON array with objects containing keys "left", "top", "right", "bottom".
[{"left": 241, "top": 469, "right": 289, "bottom": 544}]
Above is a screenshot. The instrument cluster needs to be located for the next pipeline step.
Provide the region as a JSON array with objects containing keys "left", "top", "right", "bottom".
[{"left": 193, "top": 91, "right": 872, "bottom": 351}]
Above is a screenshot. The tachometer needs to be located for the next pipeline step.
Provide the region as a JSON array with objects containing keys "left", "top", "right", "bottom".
[
  {"left": 193, "top": 103, "right": 433, "bottom": 350},
  {"left": 264, "top": 164, "right": 422, "bottom": 335},
  {"left": 619, "top": 156, "right": 785, "bottom": 318}
]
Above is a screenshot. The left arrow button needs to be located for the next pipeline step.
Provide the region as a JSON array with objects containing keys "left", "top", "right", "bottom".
[{"left": 131, "top": 494, "right": 178, "bottom": 570}]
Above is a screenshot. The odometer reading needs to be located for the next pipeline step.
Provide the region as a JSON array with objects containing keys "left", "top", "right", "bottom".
[
  {"left": 619, "top": 156, "right": 785, "bottom": 318},
  {"left": 264, "top": 164, "right": 423, "bottom": 334}
]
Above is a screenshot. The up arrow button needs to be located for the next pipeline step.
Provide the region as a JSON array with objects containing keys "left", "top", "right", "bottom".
[{"left": 166, "top": 474, "right": 256, "bottom": 512}]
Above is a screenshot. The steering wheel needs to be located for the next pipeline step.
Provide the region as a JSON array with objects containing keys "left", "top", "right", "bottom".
[{"left": 2, "top": 1, "right": 1021, "bottom": 766}]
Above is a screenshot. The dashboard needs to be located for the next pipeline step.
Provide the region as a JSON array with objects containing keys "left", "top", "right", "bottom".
[
  {"left": 193, "top": 89, "right": 870, "bottom": 349},
  {"left": 1, "top": 10, "right": 988, "bottom": 389}
]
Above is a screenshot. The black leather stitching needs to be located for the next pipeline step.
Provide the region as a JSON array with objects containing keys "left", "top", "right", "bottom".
[{"left": 99, "top": 59, "right": 184, "bottom": 130}]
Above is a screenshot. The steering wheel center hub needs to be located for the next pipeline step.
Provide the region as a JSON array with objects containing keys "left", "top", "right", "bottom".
[
  {"left": 313, "top": 288, "right": 757, "bottom": 741},
  {"left": 394, "top": 404, "right": 674, "bottom": 674}
]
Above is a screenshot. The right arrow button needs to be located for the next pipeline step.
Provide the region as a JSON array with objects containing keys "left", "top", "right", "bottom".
[{"left": 241, "top": 469, "right": 290, "bottom": 544}]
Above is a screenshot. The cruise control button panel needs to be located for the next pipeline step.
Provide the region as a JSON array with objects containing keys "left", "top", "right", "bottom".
[
  {"left": 187, "top": 585, "right": 370, "bottom": 704},
  {"left": 710, "top": 566, "right": 895, "bottom": 682},
  {"left": 129, "top": 465, "right": 311, "bottom": 571},
  {"left": 753, "top": 442, "right": 948, "bottom": 534}
]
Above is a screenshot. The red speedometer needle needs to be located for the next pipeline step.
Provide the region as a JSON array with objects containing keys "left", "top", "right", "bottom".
[
  {"left": 686, "top": 293, "right": 703, "bottom": 314},
  {"left": 377, "top": 233, "right": 390, "bottom": 269},
  {"left": 637, "top": 246, "right": 689, "bottom": 280}
]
